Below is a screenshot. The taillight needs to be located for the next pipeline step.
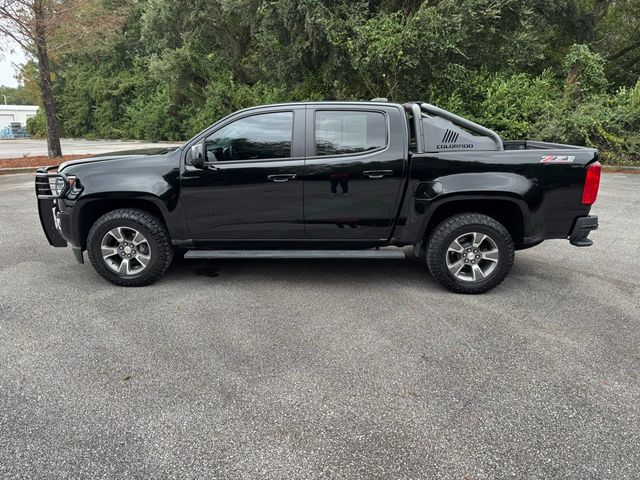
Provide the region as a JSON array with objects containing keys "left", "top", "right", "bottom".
[{"left": 581, "top": 161, "right": 601, "bottom": 205}]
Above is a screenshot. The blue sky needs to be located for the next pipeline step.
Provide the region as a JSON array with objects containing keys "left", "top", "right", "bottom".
[{"left": 0, "top": 43, "right": 27, "bottom": 87}]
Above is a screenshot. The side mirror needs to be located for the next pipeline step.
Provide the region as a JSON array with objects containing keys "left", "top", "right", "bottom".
[{"left": 189, "top": 141, "right": 205, "bottom": 169}]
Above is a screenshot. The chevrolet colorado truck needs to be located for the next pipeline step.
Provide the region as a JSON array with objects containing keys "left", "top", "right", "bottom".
[{"left": 35, "top": 100, "right": 600, "bottom": 293}]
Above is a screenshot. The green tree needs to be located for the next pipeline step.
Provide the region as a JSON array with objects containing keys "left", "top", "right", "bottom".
[
  {"left": 25, "top": 0, "right": 640, "bottom": 165},
  {"left": 0, "top": 84, "right": 34, "bottom": 104}
]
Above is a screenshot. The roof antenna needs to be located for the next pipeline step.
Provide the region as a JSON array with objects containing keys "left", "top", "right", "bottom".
[{"left": 370, "top": 97, "right": 389, "bottom": 102}]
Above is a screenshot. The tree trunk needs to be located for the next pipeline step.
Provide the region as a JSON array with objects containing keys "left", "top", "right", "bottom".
[{"left": 33, "top": 0, "right": 62, "bottom": 159}]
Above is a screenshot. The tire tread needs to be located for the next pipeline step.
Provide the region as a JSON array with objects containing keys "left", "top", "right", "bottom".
[
  {"left": 425, "top": 213, "right": 514, "bottom": 294},
  {"left": 86, "top": 208, "right": 173, "bottom": 287}
]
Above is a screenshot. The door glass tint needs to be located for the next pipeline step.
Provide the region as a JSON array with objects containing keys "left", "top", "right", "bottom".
[
  {"left": 315, "top": 111, "right": 386, "bottom": 156},
  {"left": 205, "top": 112, "right": 293, "bottom": 161}
]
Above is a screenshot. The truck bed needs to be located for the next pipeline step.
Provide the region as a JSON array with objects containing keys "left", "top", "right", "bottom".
[{"left": 503, "top": 140, "right": 594, "bottom": 151}]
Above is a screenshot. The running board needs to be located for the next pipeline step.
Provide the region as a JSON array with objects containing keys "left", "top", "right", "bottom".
[{"left": 184, "top": 249, "right": 406, "bottom": 260}]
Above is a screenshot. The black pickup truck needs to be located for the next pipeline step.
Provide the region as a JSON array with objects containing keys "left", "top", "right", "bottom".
[{"left": 35, "top": 100, "right": 600, "bottom": 293}]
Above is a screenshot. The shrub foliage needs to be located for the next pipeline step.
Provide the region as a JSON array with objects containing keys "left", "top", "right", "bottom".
[{"left": 22, "top": 0, "right": 640, "bottom": 164}]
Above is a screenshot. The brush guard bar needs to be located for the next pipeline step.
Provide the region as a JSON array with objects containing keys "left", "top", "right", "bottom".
[{"left": 35, "top": 167, "right": 68, "bottom": 247}]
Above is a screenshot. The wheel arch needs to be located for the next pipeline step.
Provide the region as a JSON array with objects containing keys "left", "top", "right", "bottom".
[
  {"left": 75, "top": 197, "right": 169, "bottom": 249},
  {"left": 419, "top": 196, "right": 527, "bottom": 247}
]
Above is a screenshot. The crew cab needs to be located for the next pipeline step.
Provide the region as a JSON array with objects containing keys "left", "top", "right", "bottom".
[{"left": 35, "top": 100, "right": 600, "bottom": 293}]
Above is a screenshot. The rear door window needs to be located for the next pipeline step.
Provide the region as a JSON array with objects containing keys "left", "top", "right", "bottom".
[{"left": 314, "top": 111, "right": 387, "bottom": 156}]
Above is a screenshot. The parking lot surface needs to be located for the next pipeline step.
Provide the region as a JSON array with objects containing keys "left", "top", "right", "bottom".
[
  {"left": 0, "top": 173, "right": 638, "bottom": 479},
  {"left": 0, "top": 138, "right": 182, "bottom": 158}
]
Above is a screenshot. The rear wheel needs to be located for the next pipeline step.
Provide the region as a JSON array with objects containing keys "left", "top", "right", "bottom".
[
  {"left": 87, "top": 208, "right": 173, "bottom": 286},
  {"left": 425, "top": 213, "right": 514, "bottom": 294}
]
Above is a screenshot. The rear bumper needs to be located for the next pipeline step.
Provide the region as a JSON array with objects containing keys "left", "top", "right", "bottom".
[{"left": 569, "top": 215, "right": 598, "bottom": 247}]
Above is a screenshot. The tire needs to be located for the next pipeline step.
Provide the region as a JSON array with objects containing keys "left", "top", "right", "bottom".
[
  {"left": 86, "top": 208, "right": 174, "bottom": 287},
  {"left": 425, "top": 213, "right": 514, "bottom": 294}
]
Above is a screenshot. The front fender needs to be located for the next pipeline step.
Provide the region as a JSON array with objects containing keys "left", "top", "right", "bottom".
[{"left": 59, "top": 151, "right": 189, "bottom": 246}]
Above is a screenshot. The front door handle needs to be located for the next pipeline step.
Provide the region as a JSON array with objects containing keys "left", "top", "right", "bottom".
[
  {"left": 363, "top": 170, "right": 393, "bottom": 179},
  {"left": 267, "top": 174, "right": 297, "bottom": 183}
]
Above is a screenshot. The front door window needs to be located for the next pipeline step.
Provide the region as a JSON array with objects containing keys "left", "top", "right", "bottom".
[{"left": 205, "top": 112, "right": 293, "bottom": 162}]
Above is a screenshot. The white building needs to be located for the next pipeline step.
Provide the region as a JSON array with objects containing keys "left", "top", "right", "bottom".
[{"left": 0, "top": 104, "right": 39, "bottom": 128}]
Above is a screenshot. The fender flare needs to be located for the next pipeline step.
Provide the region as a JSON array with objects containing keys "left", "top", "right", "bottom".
[
  {"left": 415, "top": 192, "right": 531, "bottom": 242},
  {"left": 72, "top": 193, "right": 187, "bottom": 247}
]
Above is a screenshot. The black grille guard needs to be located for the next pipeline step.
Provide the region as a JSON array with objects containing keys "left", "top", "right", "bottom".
[
  {"left": 35, "top": 167, "right": 68, "bottom": 247},
  {"left": 35, "top": 168, "right": 71, "bottom": 199}
]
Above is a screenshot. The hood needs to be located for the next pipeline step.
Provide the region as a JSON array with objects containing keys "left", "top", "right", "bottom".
[{"left": 58, "top": 146, "right": 181, "bottom": 171}]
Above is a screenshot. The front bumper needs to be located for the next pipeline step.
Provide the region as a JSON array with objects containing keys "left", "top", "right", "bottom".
[
  {"left": 35, "top": 168, "right": 75, "bottom": 245},
  {"left": 36, "top": 191, "right": 68, "bottom": 248},
  {"left": 569, "top": 215, "right": 598, "bottom": 247}
]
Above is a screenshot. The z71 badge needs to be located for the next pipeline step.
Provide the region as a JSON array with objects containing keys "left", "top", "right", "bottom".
[{"left": 541, "top": 155, "right": 575, "bottom": 163}]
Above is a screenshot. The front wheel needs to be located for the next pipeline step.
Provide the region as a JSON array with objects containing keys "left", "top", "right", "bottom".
[
  {"left": 425, "top": 213, "right": 514, "bottom": 294},
  {"left": 86, "top": 208, "right": 174, "bottom": 286}
]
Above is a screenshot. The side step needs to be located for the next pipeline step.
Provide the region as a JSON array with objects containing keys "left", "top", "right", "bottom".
[{"left": 184, "top": 249, "right": 406, "bottom": 260}]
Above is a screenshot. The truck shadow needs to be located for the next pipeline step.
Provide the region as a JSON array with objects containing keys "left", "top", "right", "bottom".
[{"left": 166, "top": 252, "right": 433, "bottom": 289}]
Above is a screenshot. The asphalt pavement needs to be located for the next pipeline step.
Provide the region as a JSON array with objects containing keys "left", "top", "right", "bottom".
[
  {"left": 0, "top": 138, "right": 182, "bottom": 158},
  {"left": 0, "top": 173, "right": 638, "bottom": 479}
]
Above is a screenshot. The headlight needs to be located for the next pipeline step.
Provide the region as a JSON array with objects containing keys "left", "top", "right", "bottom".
[
  {"left": 53, "top": 177, "right": 66, "bottom": 196},
  {"left": 36, "top": 173, "right": 77, "bottom": 199}
]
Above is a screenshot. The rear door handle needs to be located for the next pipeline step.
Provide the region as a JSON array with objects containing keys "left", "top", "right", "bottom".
[
  {"left": 363, "top": 170, "right": 393, "bottom": 179},
  {"left": 267, "top": 174, "right": 297, "bottom": 183}
]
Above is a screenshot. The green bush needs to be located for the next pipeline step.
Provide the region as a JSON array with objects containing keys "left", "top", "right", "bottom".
[
  {"left": 562, "top": 82, "right": 640, "bottom": 165},
  {"left": 26, "top": 110, "right": 46, "bottom": 137},
  {"left": 563, "top": 44, "right": 608, "bottom": 101},
  {"left": 123, "top": 86, "right": 178, "bottom": 141},
  {"left": 44, "top": 0, "right": 640, "bottom": 166},
  {"left": 478, "top": 70, "right": 561, "bottom": 139},
  {"left": 427, "top": 51, "right": 640, "bottom": 165}
]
